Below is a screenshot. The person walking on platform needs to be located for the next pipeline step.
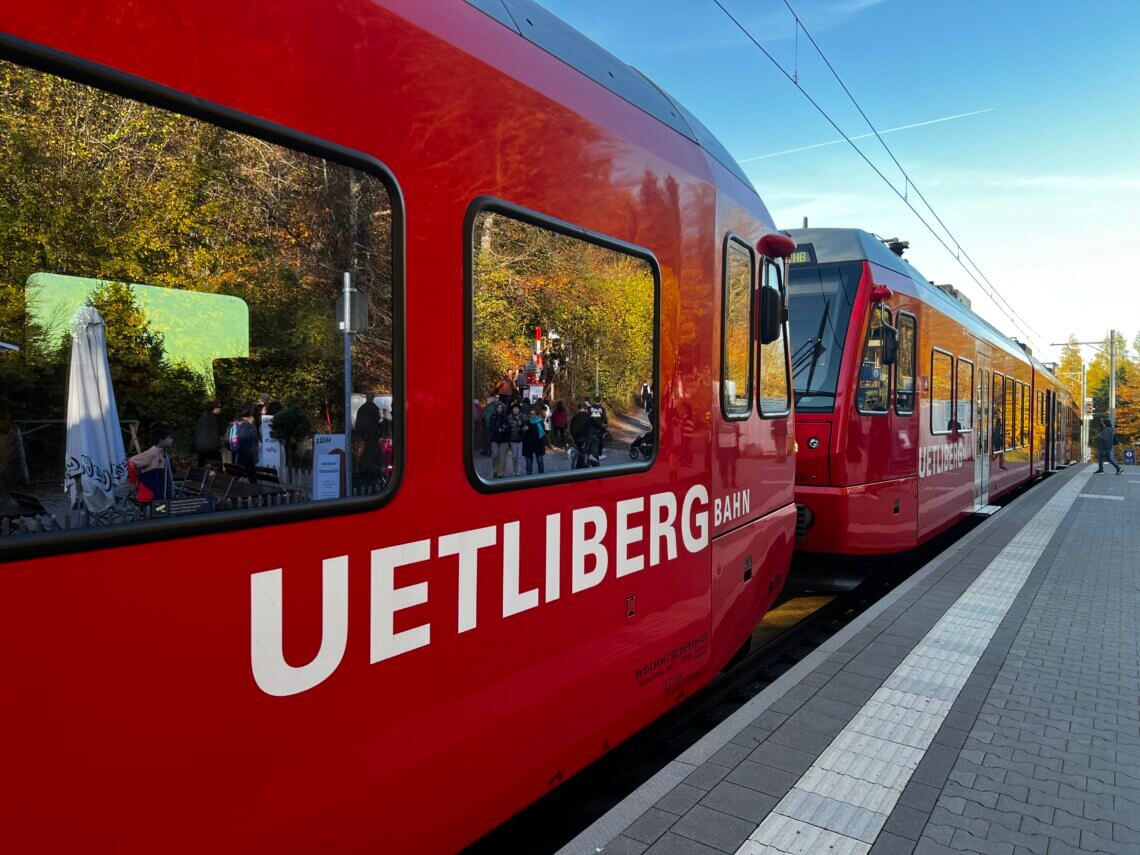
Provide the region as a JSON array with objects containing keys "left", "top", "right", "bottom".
[{"left": 1095, "top": 417, "right": 1122, "bottom": 474}]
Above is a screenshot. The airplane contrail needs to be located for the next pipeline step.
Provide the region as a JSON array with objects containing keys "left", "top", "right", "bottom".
[{"left": 739, "top": 107, "right": 995, "bottom": 163}]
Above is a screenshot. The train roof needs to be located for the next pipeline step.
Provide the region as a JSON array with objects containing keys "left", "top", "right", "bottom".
[
  {"left": 465, "top": 0, "right": 755, "bottom": 191},
  {"left": 787, "top": 227, "right": 1038, "bottom": 367}
]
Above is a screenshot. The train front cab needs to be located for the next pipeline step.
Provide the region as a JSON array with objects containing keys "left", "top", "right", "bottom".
[
  {"left": 785, "top": 228, "right": 1039, "bottom": 562},
  {"left": 787, "top": 240, "right": 923, "bottom": 557}
]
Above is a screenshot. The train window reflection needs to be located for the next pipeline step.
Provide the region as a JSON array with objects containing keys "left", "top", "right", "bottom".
[
  {"left": 895, "top": 313, "right": 916, "bottom": 415},
  {"left": 992, "top": 374, "right": 1005, "bottom": 453},
  {"left": 1026, "top": 383, "right": 1035, "bottom": 449},
  {"left": 787, "top": 262, "right": 861, "bottom": 412},
  {"left": 470, "top": 208, "right": 656, "bottom": 486},
  {"left": 1004, "top": 377, "right": 1014, "bottom": 450},
  {"left": 0, "top": 60, "right": 396, "bottom": 541},
  {"left": 721, "top": 238, "right": 753, "bottom": 418},
  {"left": 931, "top": 350, "right": 954, "bottom": 433},
  {"left": 855, "top": 305, "right": 891, "bottom": 414},
  {"left": 956, "top": 358, "right": 974, "bottom": 431},
  {"left": 758, "top": 259, "right": 791, "bottom": 416}
]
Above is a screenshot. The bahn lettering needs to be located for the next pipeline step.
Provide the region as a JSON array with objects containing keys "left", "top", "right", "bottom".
[
  {"left": 250, "top": 484, "right": 711, "bottom": 697},
  {"left": 918, "top": 442, "right": 971, "bottom": 479},
  {"left": 714, "top": 488, "right": 750, "bottom": 526}
]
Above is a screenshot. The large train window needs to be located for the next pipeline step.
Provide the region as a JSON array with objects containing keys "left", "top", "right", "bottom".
[
  {"left": 0, "top": 58, "right": 399, "bottom": 546},
  {"left": 1005, "top": 378, "right": 1015, "bottom": 450},
  {"left": 1026, "top": 383, "right": 1035, "bottom": 444},
  {"left": 721, "top": 236, "right": 754, "bottom": 419},
  {"left": 992, "top": 374, "right": 1005, "bottom": 453},
  {"left": 759, "top": 258, "right": 791, "bottom": 416},
  {"left": 956, "top": 358, "right": 974, "bottom": 431},
  {"left": 895, "top": 313, "right": 917, "bottom": 415},
  {"left": 855, "top": 305, "right": 891, "bottom": 414},
  {"left": 930, "top": 350, "right": 954, "bottom": 433},
  {"left": 469, "top": 204, "right": 657, "bottom": 487}
]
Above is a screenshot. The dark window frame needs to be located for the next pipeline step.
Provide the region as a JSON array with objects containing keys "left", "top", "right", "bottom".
[
  {"left": 463, "top": 197, "right": 661, "bottom": 493},
  {"left": 855, "top": 303, "right": 893, "bottom": 416},
  {"left": 993, "top": 372, "right": 1005, "bottom": 455},
  {"left": 956, "top": 356, "right": 975, "bottom": 433},
  {"left": 1026, "top": 383, "right": 1035, "bottom": 449},
  {"left": 721, "top": 233, "right": 756, "bottom": 421},
  {"left": 930, "top": 347, "right": 955, "bottom": 435},
  {"left": 0, "top": 34, "right": 406, "bottom": 562},
  {"left": 894, "top": 311, "right": 918, "bottom": 416},
  {"left": 757, "top": 256, "right": 792, "bottom": 418}
]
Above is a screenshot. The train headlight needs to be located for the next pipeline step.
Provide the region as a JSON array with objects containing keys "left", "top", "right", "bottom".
[{"left": 808, "top": 437, "right": 819, "bottom": 449}]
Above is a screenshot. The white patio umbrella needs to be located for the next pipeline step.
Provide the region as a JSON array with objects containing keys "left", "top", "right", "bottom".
[{"left": 64, "top": 305, "right": 127, "bottom": 512}]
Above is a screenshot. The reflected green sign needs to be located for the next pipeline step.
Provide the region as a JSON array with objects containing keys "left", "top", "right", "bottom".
[{"left": 26, "top": 272, "right": 249, "bottom": 391}]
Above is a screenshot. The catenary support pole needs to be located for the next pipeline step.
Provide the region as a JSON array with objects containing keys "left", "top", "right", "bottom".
[{"left": 1109, "top": 328, "right": 1116, "bottom": 429}]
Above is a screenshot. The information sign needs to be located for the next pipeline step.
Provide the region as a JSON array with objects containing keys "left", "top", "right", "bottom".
[{"left": 313, "top": 434, "right": 347, "bottom": 500}]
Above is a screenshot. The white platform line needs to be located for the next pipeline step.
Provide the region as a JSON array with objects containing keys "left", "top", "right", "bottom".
[
  {"left": 1079, "top": 494, "right": 1125, "bottom": 500},
  {"left": 736, "top": 468, "right": 1093, "bottom": 855}
]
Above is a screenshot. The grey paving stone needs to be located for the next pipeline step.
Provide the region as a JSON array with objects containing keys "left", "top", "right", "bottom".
[
  {"left": 600, "top": 835, "right": 649, "bottom": 855},
  {"left": 800, "top": 694, "right": 863, "bottom": 723},
  {"left": 746, "top": 741, "right": 816, "bottom": 775},
  {"left": 911, "top": 744, "right": 961, "bottom": 787},
  {"left": 748, "top": 709, "right": 788, "bottom": 731},
  {"left": 950, "top": 827, "right": 1013, "bottom": 854},
  {"left": 830, "top": 669, "right": 885, "bottom": 690},
  {"left": 670, "top": 805, "right": 754, "bottom": 853},
  {"left": 699, "top": 781, "right": 777, "bottom": 823},
  {"left": 898, "top": 780, "right": 942, "bottom": 813},
  {"left": 784, "top": 707, "right": 848, "bottom": 737},
  {"left": 1019, "top": 810, "right": 1080, "bottom": 847},
  {"left": 643, "top": 832, "right": 722, "bottom": 855},
  {"left": 656, "top": 783, "right": 705, "bottom": 816},
  {"left": 728, "top": 725, "right": 772, "bottom": 749},
  {"left": 723, "top": 760, "right": 799, "bottom": 798},
  {"left": 882, "top": 804, "right": 930, "bottom": 841},
  {"left": 912, "top": 836, "right": 958, "bottom": 854},
  {"left": 818, "top": 680, "right": 876, "bottom": 706},
  {"left": 869, "top": 831, "right": 917, "bottom": 855},
  {"left": 625, "top": 807, "right": 678, "bottom": 845},
  {"left": 684, "top": 762, "right": 729, "bottom": 791},
  {"left": 765, "top": 722, "right": 834, "bottom": 754},
  {"left": 706, "top": 742, "right": 750, "bottom": 768}
]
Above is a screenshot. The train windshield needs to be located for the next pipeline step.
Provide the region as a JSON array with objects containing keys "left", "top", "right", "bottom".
[{"left": 787, "top": 262, "right": 862, "bottom": 411}]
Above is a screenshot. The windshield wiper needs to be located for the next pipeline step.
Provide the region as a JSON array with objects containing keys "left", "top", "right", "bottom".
[{"left": 791, "top": 297, "right": 831, "bottom": 392}]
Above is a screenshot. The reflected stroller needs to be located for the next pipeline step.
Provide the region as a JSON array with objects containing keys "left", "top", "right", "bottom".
[{"left": 629, "top": 428, "right": 654, "bottom": 460}]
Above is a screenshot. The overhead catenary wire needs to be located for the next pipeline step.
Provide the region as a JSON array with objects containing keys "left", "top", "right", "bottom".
[
  {"left": 779, "top": 0, "right": 1041, "bottom": 347},
  {"left": 710, "top": 0, "right": 1041, "bottom": 350}
]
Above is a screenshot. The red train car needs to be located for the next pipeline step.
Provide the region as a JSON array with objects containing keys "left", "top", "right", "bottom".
[
  {"left": 0, "top": 1, "right": 796, "bottom": 851},
  {"left": 785, "top": 228, "right": 1073, "bottom": 563}
]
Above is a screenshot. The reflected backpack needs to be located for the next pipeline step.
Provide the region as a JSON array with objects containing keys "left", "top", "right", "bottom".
[{"left": 228, "top": 420, "right": 242, "bottom": 452}]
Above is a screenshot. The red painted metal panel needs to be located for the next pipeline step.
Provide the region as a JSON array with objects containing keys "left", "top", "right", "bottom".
[{"left": 0, "top": 3, "right": 797, "bottom": 852}]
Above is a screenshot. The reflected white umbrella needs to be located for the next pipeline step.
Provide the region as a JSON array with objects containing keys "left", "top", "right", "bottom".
[{"left": 64, "top": 305, "right": 126, "bottom": 512}]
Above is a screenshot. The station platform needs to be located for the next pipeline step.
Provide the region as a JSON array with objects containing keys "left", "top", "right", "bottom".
[{"left": 560, "top": 463, "right": 1139, "bottom": 855}]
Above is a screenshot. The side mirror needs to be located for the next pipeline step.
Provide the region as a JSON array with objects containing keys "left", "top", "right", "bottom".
[
  {"left": 759, "top": 286, "right": 782, "bottom": 345},
  {"left": 881, "top": 322, "right": 899, "bottom": 365}
]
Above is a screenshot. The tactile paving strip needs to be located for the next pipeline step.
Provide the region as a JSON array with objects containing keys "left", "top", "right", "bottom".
[{"left": 736, "top": 468, "right": 1094, "bottom": 855}]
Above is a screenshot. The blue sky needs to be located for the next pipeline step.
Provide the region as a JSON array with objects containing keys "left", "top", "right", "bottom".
[{"left": 538, "top": 0, "right": 1140, "bottom": 362}]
